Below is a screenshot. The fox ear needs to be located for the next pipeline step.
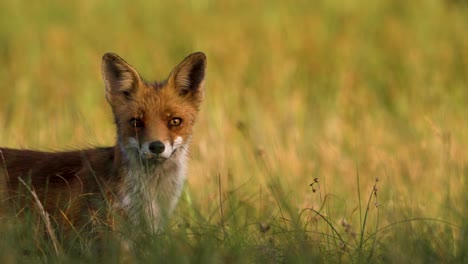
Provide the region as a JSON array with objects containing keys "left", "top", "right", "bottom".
[
  {"left": 102, "top": 53, "right": 141, "bottom": 102},
  {"left": 168, "top": 52, "right": 206, "bottom": 102}
]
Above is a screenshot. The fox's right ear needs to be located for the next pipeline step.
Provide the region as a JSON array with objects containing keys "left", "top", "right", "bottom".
[
  {"left": 168, "top": 52, "right": 206, "bottom": 104},
  {"left": 101, "top": 53, "right": 141, "bottom": 103}
]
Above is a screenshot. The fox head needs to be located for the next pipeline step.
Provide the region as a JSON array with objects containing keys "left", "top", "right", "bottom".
[{"left": 101, "top": 52, "right": 206, "bottom": 168}]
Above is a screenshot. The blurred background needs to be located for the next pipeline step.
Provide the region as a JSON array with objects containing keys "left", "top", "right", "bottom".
[{"left": 0, "top": 0, "right": 467, "bottom": 260}]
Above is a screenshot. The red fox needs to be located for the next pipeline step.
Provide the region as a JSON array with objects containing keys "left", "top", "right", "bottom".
[{"left": 0, "top": 52, "right": 206, "bottom": 237}]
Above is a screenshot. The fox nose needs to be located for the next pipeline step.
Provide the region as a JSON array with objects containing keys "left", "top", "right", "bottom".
[{"left": 148, "top": 141, "right": 165, "bottom": 154}]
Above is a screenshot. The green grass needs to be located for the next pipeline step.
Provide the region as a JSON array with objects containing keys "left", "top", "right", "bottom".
[{"left": 0, "top": 0, "right": 468, "bottom": 262}]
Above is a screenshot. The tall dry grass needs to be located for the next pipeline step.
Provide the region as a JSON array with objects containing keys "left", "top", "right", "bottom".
[{"left": 0, "top": 0, "right": 467, "bottom": 262}]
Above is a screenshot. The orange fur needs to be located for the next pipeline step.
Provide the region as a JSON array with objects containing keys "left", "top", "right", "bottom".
[{"left": 0, "top": 52, "right": 206, "bottom": 238}]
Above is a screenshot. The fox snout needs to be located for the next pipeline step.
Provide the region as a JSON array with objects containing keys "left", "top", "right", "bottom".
[
  {"left": 136, "top": 136, "right": 185, "bottom": 162},
  {"left": 142, "top": 140, "right": 167, "bottom": 161},
  {"left": 148, "top": 141, "right": 165, "bottom": 155}
]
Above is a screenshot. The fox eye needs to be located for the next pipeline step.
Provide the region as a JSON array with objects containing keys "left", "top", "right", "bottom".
[
  {"left": 129, "top": 118, "right": 143, "bottom": 128},
  {"left": 168, "top": 118, "right": 182, "bottom": 127}
]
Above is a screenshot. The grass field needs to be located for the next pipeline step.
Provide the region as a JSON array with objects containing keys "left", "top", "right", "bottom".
[{"left": 0, "top": 0, "right": 467, "bottom": 263}]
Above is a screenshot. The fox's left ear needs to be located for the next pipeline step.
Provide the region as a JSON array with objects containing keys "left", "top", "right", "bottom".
[
  {"left": 168, "top": 52, "right": 206, "bottom": 103},
  {"left": 102, "top": 53, "right": 141, "bottom": 104}
]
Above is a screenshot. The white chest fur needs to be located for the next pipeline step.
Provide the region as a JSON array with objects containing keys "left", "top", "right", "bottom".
[{"left": 120, "top": 153, "right": 187, "bottom": 232}]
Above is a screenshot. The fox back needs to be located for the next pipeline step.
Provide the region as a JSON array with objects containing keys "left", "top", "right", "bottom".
[{"left": 0, "top": 52, "right": 206, "bottom": 237}]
